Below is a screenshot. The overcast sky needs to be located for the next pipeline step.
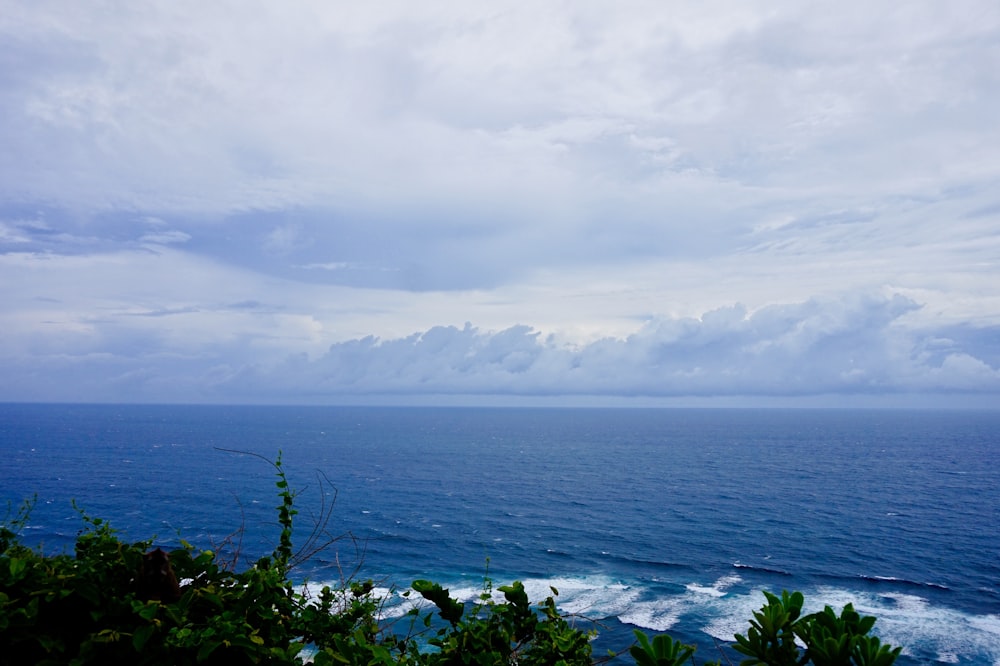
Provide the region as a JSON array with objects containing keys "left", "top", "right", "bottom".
[{"left": 2, "top": 1, "right": 999, "bottom": 406}]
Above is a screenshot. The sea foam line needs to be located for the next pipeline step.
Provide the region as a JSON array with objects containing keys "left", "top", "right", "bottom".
[{"left": 300, "top": 574, "right": 1000, "bottom": 663}]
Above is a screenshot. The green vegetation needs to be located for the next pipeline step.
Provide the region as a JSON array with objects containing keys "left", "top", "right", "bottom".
[
  {"left": 731, "top": 590, "right": 901, "bottom": 666},
  {"left": 1, "top": 455, "right": 902, "bottom": 665}
]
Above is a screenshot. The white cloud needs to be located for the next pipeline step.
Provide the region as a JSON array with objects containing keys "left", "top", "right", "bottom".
[
  {"left": 4, "top": 1, "right": 998, "bottom": 213},
  {"left": 4, "top": 286, "right": 995, "bottom": 404},
  {"left": 281, "top": 293, "right": 995, "bottom": 399},
  {"left": 1, "top": 2, "right": 998, "bottom": 404}
]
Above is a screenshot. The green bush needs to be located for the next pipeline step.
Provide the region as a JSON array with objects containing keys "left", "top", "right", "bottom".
[
  {"left": 404, "top": 578, "right": 593, "bottom": 665},
  {"left": 0, "top": 456, "right": 382, "bottom": 665},
  {"left": 732, "top": 589, "right": 902, "bottom": 666},
  {"left": 0, "top": 455, "right": 902, "bottom": 665}
]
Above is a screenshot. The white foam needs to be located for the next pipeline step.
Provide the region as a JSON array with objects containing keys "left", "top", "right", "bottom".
[
  {"left": 299, "top": 581, "right": 425, "bottom": 620},
  {"left": 542, "top": 579, "right": 639, "bottom": 617},
  {"left": 625, "top": 574, "right": 751, "bottom": 635},
  {"left": 296, "top": 576, "right": 1000, "bottom": 663},
  {"left": 701, "top": 590, "right": 770, "bottom": 642},
  {"left": 435, "top": 575, "right": 640, "bottom": 618},
  {"left": 686, "top": 574, "right": 742, "bottom": 598},
  {"left": 619, "top": 600, "right": 682, "bottom": 632},
  {"left": 686, "top": 584, "right": 726, "bottom": 598},
  {"left": 969, "top": 614, "right": 1000, "bottom": 637}
]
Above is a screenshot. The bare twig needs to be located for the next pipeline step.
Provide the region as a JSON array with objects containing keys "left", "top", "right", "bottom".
[{"left": 213, "top": 447, "right": 368, "bottom": 580}]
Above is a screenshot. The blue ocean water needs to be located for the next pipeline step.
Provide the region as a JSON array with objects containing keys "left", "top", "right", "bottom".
[{"left": 1, "top": 404, "right": 998, "bottom": 663}]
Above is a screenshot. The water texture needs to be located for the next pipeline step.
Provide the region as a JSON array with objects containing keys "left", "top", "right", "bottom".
[{"left": 2, "top": 405, "right": 998, "bottom": 663}]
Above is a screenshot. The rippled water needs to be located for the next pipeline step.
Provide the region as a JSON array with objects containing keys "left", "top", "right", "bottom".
[{"left": 2, "top": 404, "right": 998, "bottom": 663}]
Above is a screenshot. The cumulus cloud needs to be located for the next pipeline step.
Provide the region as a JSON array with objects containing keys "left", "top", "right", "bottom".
[
  {"left": 264, "top": 294, "right": 931, "bottom": 397},
  {"left": 33, "top": 293, "right": 980, "bottom": 404}
]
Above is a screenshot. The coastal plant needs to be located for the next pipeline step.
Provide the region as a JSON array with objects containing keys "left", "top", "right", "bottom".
[
  {"left": 408, "top": 577, "right": 594, "bottom": 665},
  {"left": 629, "top": 630, "right": 698, "bottom": 666},
  {"left": 0, "top": 494, "right": 34, "bottom": 552},
  {"left": 795, "top": 603, "right": 901, "bottom": 666},
  {"left": 733, "top": 590, "right": 902, "bottom": 666},
  {"left": 733, "top": 590, "right": 805, "bottom": 666},
  {"left": 0, "top": 454, "right": 385, "bottom": 665},
  {"left": 213, "top": 447, "right": 364, "bottom": 575}
]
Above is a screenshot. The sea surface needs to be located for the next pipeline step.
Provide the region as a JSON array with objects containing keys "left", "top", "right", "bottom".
[{"left": 1, "top": 404, "right": 998, "bottom": 663}]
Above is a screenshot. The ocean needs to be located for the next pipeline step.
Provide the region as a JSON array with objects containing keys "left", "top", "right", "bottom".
[{"left": 1, "top": 404, "right": 998, "bottom": 663}]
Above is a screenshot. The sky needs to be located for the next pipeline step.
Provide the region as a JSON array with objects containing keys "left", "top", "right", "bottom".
[{"left": 1, "top": 1, "right": 999, "bottom": 407}]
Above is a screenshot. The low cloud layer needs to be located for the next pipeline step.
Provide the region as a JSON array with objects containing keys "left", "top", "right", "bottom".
[
  {"left": 3, "top": 293, "right": 997, "bottom": 405},
  {"left": 198, "top": 294, "right": 1000, "bottom": 400}
]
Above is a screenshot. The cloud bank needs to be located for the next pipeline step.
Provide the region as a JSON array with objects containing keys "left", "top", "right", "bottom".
[
  {"left": 234, "top": 293, "right": 1000, "bottom": 396},
  {"left": 2, "top": 292, "right": 997, "bottom": 405}
]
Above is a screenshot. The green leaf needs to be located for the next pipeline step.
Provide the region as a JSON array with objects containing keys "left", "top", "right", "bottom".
[
  {"left": 197, "top": 639, "right": 221, "bottom": 662},
  {"left": 8, "top": 557, "right": 26, "bottom": 579},
  {"left": 629, "top": 629, "right": 696, "bottom": 666},
  {"left": 136, "top": 603, "right": 160, "bottom": 621},
  {"left": 132, "top": 624, "right": 156, "bottom": 652},
  {"left": 412, "top": 579, "right": 464, "bottom": 625}
]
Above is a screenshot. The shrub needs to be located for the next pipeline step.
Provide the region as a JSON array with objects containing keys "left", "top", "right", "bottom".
[
  {"left": 733, "top": 589, "right": 903, "bottom": 666},
  {"left": 404, "top": 577, "right": 594, "bottom": 665},
  {"left": 0, "top": 455, "right": 383, "bottom": 665}
]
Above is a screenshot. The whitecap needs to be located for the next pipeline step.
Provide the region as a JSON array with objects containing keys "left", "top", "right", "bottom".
[
  {"left": 686, "top": 573, "right": 742, "bottom": 598},
  {"left": 412, "top": 575, "right": 644, "bottom": 622},
  {"left": 536, "top": 578, "right": 639, "bottom": 617},
  {"left": 619, "top": 600, "right": 682, "bottom": 632},
  {"left": 968, "top": 614, "right": 1000, "bottom": 636},
  {"left": 299, "top": 581, "right": 426, "bottom": 620},
  {"left": 686, "top": 583, "right": 727, "bottom": 598}
]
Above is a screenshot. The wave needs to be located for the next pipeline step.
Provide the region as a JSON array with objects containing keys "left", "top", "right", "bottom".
[
  {"left": 805, "top": 587, "right": 1000, "bottom": 664},
  {"left": 732, "top": 561, "right": 793, "bottom": 577},
  {"left": 300, "top": 571, "right": 1000, "bottom": 664},
  {"left": 601, "top": 553, "right": 695, "bottom": 572},
  {"left": 856, "top": 574, "right": 950, "bottom": 592},
  {"left": 685, "top": 574, "right": 744, "bottom": 599},
  {"left": 302, "top": 574, "right": 643, "bottom": 624}
]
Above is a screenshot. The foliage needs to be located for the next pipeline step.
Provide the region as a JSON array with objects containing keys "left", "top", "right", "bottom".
[
  {"left": 629, "top": 630, "right": 698, "bottom": 666},
  {"left": 0, "top": 455, "right": 381, "bottom": 665},
  {"left": 733, "top": 590, "right": 902, "bottom": 666},
  {"left": 1, "top": 455, "right": 903, "bottom": 665},
  {"left": 407, "top": 577, "right": 594, "bottom": 665}
]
